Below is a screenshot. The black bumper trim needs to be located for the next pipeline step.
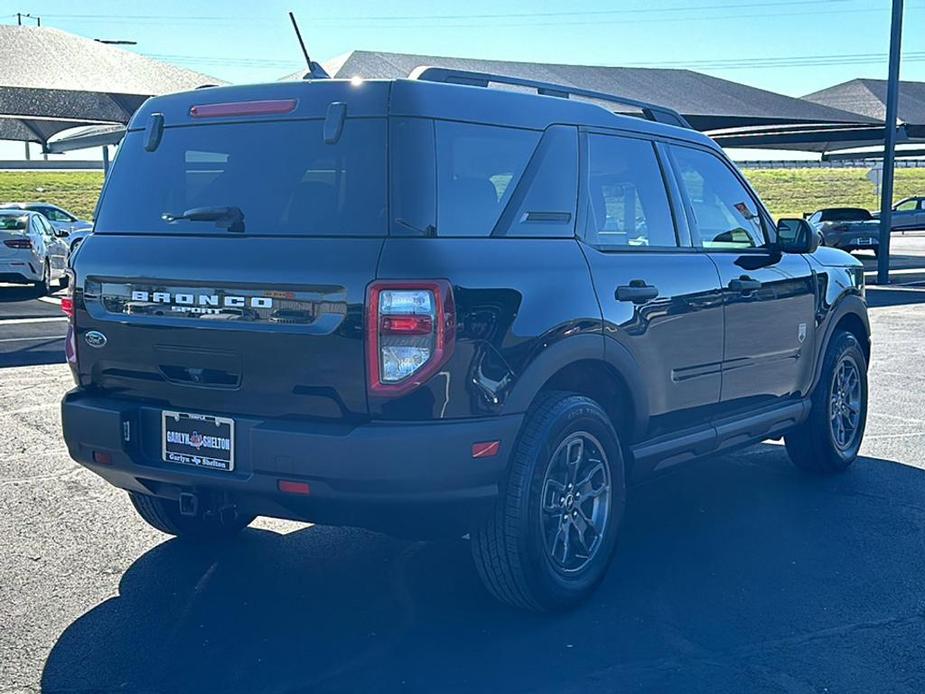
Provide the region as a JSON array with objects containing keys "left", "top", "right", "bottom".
[{"left": 62, "top": 391, "right": 523, "bottom": 530}]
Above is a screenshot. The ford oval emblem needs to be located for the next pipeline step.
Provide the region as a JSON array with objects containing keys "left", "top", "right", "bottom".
[{"left": 84, "top": 330, "right": 107, "bottom": 348}]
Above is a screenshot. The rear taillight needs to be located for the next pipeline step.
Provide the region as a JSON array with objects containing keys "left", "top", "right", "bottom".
[
  {"left": 366, "top": 280, "right": 455, "bottom": 396},
  {"left": 3, "top": 238, "right": 32, "bottom": 249},
  {"left": 60, "top": 296, "right": 74, "bottom": 320}
]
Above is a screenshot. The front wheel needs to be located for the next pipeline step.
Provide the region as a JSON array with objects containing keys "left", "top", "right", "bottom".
[
  {"left": 470, "top": 392, "right": 626, "bottom": 611},
  {"left": 785, "top": 330, "right": 868, "bottom": 473}
]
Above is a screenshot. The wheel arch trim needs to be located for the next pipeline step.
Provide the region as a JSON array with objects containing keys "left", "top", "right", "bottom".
[{"left": 501, "top": 333, "right": 649, "bottom": 442}]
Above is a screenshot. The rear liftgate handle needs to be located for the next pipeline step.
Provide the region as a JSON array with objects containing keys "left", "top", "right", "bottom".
[{"left": 615, "top": 279, "right": 659, "bottom": 304}]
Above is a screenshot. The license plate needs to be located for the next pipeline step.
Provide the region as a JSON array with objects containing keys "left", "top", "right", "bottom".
[
  {"left": 858, "top": 238, "right": 873, "bottom": 245},
  {"left": 162, "top": 410, "right": 234, "bottom": 472}
]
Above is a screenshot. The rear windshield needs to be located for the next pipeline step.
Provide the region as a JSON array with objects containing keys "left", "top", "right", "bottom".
[
  {"left": 819, "top": 208, "right": 872, "bottom": 222},
  {"left": 96, "top": 118, "right": 387, "bottom": 236},
  {"left": 0, "top": 214, "right": 28, "bottom": 231}
]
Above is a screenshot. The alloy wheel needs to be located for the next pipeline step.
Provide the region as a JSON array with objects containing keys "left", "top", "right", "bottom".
[{"left": 539, "top": 432, "right": 612, "bottom": 574}]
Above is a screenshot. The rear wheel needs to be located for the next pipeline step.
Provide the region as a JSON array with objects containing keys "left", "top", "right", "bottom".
[
  {"left": 470, "top": 392, "right": 626, "bottom": 611},
  {"left": 34, "top": 261, "right": 50, "bottom": 296},
  {"left": 785, "top": 330, "right": 867, "bottom": 473},
  {"left": 128, "top": 491, "right": 254, "bottom": 541}
]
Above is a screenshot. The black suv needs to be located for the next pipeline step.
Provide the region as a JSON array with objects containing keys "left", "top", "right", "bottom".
[{"left": 61, "top": 69, "right": 870, "bottom": 611}]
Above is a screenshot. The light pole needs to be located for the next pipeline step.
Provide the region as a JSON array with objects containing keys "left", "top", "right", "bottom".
[{"left": 877, "top": 0, "right": 904, "bottom": 285}]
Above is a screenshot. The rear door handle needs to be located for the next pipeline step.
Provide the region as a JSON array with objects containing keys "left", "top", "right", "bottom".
[
  {"left": 728, "top": 276, "right": 761, "bottom": 292},
  {"left": 616, "top": 280, "right": 659, "bottom": 304}
]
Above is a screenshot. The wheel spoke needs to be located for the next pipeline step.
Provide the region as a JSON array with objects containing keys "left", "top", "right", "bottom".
[
  {"left": 564, "top": 438, "right": 584, "bottom": 484},
  {"left": 571, "top": 513, "right": 594, "bottom": 556},
  {"left": 558, "top": 523, "right": 571, "bottom": 564},
  {"left": 542, "top": 478, "right": 566, "bottom": 514},
  {"left": 575, "top": 461, "right": 607, "bottom": 497}
]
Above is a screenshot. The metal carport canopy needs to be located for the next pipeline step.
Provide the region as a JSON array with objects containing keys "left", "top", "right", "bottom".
[
  {"left": 711, "top": 78, "right": 925, "bottom": 154},
  {"left": 0, "top": 25, "right": 223, "bottom": 148},
  {"left": 284, "top": 50, "right": 879, "bottom": 132}
]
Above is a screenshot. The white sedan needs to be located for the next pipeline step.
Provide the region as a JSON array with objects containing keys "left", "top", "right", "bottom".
[
  {"left": 0, "top": 202, "right": 93, "bottom": 252},
  {"left": 0, "top": 209, "right": 69, "bottom": 294}
]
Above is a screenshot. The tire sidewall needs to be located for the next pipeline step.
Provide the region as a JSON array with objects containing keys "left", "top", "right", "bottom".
[{"left": 515, "top": 397, "right": 626, "bottom": 609}]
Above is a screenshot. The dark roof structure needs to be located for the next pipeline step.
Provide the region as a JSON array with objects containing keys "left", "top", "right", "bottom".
[
  {"left": 710, "top": 79, "right": 925, "bottom": 154},
  {"left": 0, "top": 25, "right": 222, "bottom": 147},
  {"left": 284, "top": 50, "right": 875, "bottom": 132},
  {"left": 803, "top": 78, "right": 925, "bottom": 138}
]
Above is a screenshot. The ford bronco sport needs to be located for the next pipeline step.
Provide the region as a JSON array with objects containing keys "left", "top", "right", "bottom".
[{"left": 61, "top": 68, "right": 870, "bottom": 611}]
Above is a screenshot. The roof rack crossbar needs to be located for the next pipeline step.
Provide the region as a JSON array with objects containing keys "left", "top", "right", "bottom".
[{"left": 409, "top": 66, "right": 692, "bottom": 129}]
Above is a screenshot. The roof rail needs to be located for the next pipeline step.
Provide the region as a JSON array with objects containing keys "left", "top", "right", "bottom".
[{"left": 409, "top": 66, "right": 692, "bottom": 130}]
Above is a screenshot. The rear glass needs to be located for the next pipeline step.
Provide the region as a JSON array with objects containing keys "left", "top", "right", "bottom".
[
  {"left": 820, "top": 208, "right": 872, "bottom": 222},
  {"left": 0, "top": 214, "right": 28, "bottom": 231},
  {"left": 96, "top": 119, "right": 387, "bottom": 236}
]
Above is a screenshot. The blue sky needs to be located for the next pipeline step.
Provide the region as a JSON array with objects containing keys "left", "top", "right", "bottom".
[
  {"left": 3, "top": 0, "right": 924, "bottom": 159},
  {"left": 8, "top": 0, "right": 924, "bottom": 93}
]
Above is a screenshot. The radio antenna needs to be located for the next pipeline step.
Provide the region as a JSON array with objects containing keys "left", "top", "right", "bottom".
[{"left": 288, "top": 11, "right": 330, "bottom": 79}]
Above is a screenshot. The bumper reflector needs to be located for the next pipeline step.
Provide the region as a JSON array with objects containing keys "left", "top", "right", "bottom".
[
  {"left": 472, "top": 441, "right": 501, "bottom": 459},
  {"left": 278, "top": 480, "right": 311, "bottom": 495},
  {"left": 92, "top": 451, "right": 112, "bottom": 465}
]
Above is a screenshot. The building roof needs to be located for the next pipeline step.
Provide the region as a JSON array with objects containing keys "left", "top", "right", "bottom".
[
  {"left": 0, "top": 25, "right": 223, "bottom": 146},
  {"left": 283, "top": 50, "right": 877, "bottom": 132}
]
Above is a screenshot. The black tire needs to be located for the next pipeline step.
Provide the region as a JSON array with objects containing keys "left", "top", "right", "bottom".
[
  {"left": 128, "top": 491, "right": 254, "bottom": 541},
  {"left": 34, "top": 261, "right": 50, "bottom": 296},
  {"left": 785, "top": 331, "right": 868, "bottom": 473},
  {"left": 470, "top": 392, "right": 626, "bottom": 611}
]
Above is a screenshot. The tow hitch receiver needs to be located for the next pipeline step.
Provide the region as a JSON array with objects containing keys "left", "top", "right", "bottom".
[{"left": 178, "top": 492, "right": 199, "bottom": 517}]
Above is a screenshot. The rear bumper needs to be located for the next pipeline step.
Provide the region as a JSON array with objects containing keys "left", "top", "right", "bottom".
[
  {"left": 61, "top": 390, "right": 522, "bottom": 536},
  {"left": 827, "top": 234, "right": 879, "bottom": 250},
  {"left": 0, "top": 259, "right": 40, "bottom": 283}
]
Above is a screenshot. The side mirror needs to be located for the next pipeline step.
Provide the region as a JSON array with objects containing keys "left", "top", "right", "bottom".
[
  {"left": 776, "top": 218, "right": 818, "bottom": 254},
  {"left": 54, "top": 228, "right": 70, "bottom": 238}
]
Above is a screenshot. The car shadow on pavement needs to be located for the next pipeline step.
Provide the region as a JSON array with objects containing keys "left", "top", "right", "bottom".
[
  {"left": 40, "top": 444, "right": 925, "bottom": 693},
  {"left": 866, "top": 285, "right": 925, "bottom": 308},
  {"left": 0, "top": 284, "right": 58, "bottom": 309}
]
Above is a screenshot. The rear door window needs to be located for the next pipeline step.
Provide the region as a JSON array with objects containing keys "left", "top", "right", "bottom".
[
  {"left": 583, "top": 134, "right": 678, "bottom": 248},
  {"left": 96, "top": 119, "right": 388, "bottom": 236},
  {"left": 434, "top": 122, "right": 540, "bottom": 237}
]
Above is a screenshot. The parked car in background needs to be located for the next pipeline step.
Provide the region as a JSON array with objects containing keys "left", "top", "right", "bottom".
[
  {"left": 877, "top": 196, "right": 925, "bottom": 231},
  {"left": 0, "top": 209, "right": 69, "bottom": 293},
  {"left": 0, "top": 202, "right": 93, "bottom": 252},
  {"left": 807, "top": 207, "right": 880, "bottom": 256}
]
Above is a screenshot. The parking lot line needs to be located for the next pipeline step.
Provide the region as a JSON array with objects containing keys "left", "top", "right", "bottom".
[
  {"left": 0, "top": 317, "right": 66, "bottom": 325},
  {"left": 0, "top": 335, "right": 64, "bottom": 344}
]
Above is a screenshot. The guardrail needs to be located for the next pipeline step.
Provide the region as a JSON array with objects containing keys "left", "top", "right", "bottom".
[
  {"left": 737, "top": 159, "right": 925, "bottom": 169},
  {"left": 0, "top": 160, "right": 104, "bottom": 171}
]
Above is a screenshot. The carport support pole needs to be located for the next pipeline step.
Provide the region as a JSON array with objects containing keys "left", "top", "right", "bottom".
[
  {"left": 101, "top": 145, "right": 110, "bottom": 177},
  {"left": 877, "top": 0, "right": 904, "bottom": 285}
]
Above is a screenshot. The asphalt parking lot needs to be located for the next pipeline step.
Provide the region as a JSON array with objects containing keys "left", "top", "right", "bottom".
[{"left": 2, "top": 243, "right": 925, "bottom": 693}]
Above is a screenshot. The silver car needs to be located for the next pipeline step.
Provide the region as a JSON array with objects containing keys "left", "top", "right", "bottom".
[
  {"left": 889, "top": 197, "right": 925, "bottom": 231},
  {"left": 0, "top": 209, "right": 69, "bottom": 294},
  {"left": 0, "top": 202, "right": 93, "bottom": 252}
]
